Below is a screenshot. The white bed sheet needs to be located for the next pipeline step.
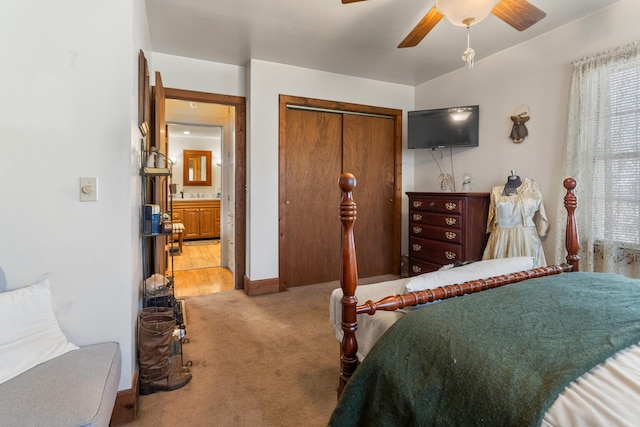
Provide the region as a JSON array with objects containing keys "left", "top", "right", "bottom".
[{"left": 330, "top": 280, "right": 640, "bottom": 426}]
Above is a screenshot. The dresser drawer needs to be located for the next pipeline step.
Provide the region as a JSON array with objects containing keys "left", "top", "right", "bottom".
[
  {"left": 408, "top": 258, "right": 441, "bottom": 276},
  {"left": 409, "top": 236, "right": 462, "bottom": 265},
  {"left": 410, "top": 224, "right": 463, "bottom": 244},
  {"left": 409, "top": 212, "right": 462, "bottom": 229},
  {"left": 410, "top": 197, "right": 464, "bottom": 214}
]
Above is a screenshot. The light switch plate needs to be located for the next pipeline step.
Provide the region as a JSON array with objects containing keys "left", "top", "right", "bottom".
[{"left": 80, "top": 177, "right": 98, "bottom": 202}]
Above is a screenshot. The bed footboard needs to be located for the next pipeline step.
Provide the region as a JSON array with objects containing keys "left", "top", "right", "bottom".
[{"left": 336, "top": 174, "right": 580, "bottom": 397}]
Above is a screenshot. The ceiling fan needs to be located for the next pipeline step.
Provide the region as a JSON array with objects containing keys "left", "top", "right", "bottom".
[{"left": 342, "top": 0, "right": 546, "bottom": 49}]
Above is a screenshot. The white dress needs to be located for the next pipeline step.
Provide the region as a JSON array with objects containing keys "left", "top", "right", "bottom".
[{"left": 482, "top": 178, "right": 549, "bottom": 267}]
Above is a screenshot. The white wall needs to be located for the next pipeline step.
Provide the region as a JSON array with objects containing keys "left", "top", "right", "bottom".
[
  {"left": 0, "top": 0, "right": 148, "bottom": 390},
  {"left": 413, "top": 0, "right": 640, "bottom": 264},
  {"left": 151, "top": 53, "right": 246, "bottom": 96},
  {"left": 246, "top": 60, "right": 415, "bottom": 280}
]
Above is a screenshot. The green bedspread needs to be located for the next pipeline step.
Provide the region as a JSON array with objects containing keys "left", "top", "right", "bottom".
[{"left": 329, "top": 272, "right": 640, "bottom": 427}]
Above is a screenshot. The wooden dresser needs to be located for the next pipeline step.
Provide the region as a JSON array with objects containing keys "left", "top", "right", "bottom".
[{"left": 406, "top": 192, "right": 490, "bottom": 276}]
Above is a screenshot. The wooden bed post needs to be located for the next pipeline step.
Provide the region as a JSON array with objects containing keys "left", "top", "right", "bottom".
[
  {"left": 563, "top": 178, "right": 580, "bottom": 272},
  {"left": 338, "top": 173, "right": 358, "bottom": 398}
]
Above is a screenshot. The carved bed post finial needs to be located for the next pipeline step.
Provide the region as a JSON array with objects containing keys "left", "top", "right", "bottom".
[
  {"left": 563, "top": 178, "right": 580, "bottom": 272},
  {"left": 338, "top": 173, "right": 358, "bottom": 398}
]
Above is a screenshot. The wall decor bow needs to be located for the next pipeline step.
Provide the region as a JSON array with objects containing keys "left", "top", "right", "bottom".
[{"left": 510, "top": 113, "right": 530, "bottom": 143}]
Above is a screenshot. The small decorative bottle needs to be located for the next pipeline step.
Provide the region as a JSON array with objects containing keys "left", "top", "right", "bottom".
[
  {"left": 146, "top": 147, "right": 157, "bottom": 168},
  {"left": 461, "top": 173, "right": 472, "bottom": 192}
]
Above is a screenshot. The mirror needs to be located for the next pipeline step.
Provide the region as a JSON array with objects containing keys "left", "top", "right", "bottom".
[{"left": 183, "top": 150, "right": 212, "bottom": 186}]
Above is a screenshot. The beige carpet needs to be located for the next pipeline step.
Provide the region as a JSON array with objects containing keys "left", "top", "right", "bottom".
[{"left": 126, "top": 275, "right": 396, "bottom": 427}]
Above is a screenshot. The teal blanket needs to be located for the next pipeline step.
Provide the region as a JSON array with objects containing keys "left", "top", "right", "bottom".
[{"left": 329, "top": 273, "right": 640, "bottom": 426}]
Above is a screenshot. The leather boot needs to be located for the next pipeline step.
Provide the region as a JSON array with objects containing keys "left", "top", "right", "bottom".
[
  {"left": 140, "top": 304, "right": 185, "bottom": 327},
  {"left": 139, "top": 306, "right": 173, "bottom": 319},
  {"left": 139, "top": 308, "right": 191, "bottom": 374},
  {"left": 138, "top": 314, "right": 192, "bottom": 395}
]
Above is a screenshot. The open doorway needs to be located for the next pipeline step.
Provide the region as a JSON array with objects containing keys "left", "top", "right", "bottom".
[{"left": 161, "top": 88, "right": 246, "bottom": 296}]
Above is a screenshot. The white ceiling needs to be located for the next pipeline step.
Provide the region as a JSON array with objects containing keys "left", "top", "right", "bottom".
[
  {"left": 146, "top": 0, "right": 623, "bottom": 86},
  {"left": 166, "top": 99, "right": 228, "bottom": 138}
]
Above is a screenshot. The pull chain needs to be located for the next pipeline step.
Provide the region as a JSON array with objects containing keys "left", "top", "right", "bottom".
[{"left": 462, "top": 25, "right": 475, "bottom": 69}]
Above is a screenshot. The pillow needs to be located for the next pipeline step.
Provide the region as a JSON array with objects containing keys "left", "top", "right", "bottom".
[
  {"left": 405, "top": 257, "right": 535, "bottom": 294},
  {"left": 0, "top": 279, "right": 78, "bottom": 384}
]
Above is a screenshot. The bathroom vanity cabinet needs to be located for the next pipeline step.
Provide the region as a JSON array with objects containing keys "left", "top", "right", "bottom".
[{"left": 172, "top": 199, "right": 220, "bottom": 240}]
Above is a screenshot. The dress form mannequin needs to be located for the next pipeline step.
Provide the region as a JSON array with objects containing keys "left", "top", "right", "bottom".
[
  {"left": 502, "top": 170, "right": 522, "bottom": 196},
  {"left": 483, "top": 173, "right": 549, "bottom": 267}
]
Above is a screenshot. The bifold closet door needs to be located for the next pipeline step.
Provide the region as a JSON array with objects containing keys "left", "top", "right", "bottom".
[
  {"left": 343, "top": 114, "right": 395, "bottom": 278},
  {"left": 282, "top": 108, "right": 396, "bottom": 287},
  {"left": 282, "top": 108, "right": 343, "bottom": 288}
]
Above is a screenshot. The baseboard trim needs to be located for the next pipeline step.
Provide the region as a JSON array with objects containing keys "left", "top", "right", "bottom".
[
  {"left": 110, "top": 369, "right": 138, "bottom": 425},
  {"left": 244, "top": 275, "right": 279, "bottom": 296}
]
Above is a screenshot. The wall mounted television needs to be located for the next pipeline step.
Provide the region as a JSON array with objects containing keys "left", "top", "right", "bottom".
[{"left": 408, "top": 105, "right": 479, "bottom": 149}]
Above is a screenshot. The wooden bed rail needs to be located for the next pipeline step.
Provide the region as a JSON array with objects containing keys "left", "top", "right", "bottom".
[
  {"left": 357, "top": 264, "right": 572, "bottom": 315},
  {"left": 337, "top": 174, "right": 579, "bottom": 397}
]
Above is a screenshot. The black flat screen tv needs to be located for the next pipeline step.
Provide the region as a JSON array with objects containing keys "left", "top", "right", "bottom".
[{"left": 408, "top": 105, "right": 479, "bottom": 149}]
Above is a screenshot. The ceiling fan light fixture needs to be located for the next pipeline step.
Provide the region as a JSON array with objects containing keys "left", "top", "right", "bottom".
[{"left": 435, "top": 0, "right": 499, "bottom": 27}]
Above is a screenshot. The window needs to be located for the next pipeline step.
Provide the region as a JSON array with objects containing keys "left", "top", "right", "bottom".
[
  {"left": 593, "top": 66, "right": 640, "bottom": 248},
  {"left": 560, "top": 41, "right": 640, "bottom": 274}
]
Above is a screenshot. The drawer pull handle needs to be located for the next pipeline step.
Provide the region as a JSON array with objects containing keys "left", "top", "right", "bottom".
[
  {"left": 412, "top": 265, "right": 422, "bottom": 273},
  {"left": 413, "top": 226, "right": 423, "bottom": 234},
  {"left": 413, "top": 201, "right": 423, "bottom": 208},
  {"left": 428, "top": 202, "right": 437, "bottom": 210},
  {"left": 412, "top": 244, "right": 422, "bottom": 252},
  {"left": 445, "top": 231, "right": 457, "bottom": 240},
  {"left": 413, "top": 214, "right": 423, "bottom": 221},
  {"left": 445, "top": 251, "right": 456, "bottom": 260},
  {"left": 445, "top": 202, "right": 457, "bottom": 211},
  {"left": 445, "top": 217, "right": 457, "bottom": 226}
]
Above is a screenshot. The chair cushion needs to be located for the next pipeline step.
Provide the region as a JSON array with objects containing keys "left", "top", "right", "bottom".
[{"left": 0, "top": 342, "right": 121, "bottom": 427}]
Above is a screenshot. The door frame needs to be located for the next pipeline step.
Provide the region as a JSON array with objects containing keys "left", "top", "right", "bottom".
[
  {"left": 278, "top": 95, "right": 403, "bottom": 290},
  {"left": 165, "top": 87, "right": 247, "bottom": 290}
]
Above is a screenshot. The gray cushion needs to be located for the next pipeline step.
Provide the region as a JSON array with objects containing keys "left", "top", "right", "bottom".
[{"left": 0, "top": 342, "right": 121, "bottom": 427}]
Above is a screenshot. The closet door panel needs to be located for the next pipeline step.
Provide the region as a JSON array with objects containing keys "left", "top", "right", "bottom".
[
  {"left": 282, "top": 108, "right": 343, "bottom": 287},
  {"left": 343, "top": 114, "right": 396, "bottom": 278}
]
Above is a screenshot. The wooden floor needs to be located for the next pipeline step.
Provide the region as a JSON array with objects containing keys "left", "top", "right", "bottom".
[{"left": 169, "top": 240, "right": 234, "bottom": 298}]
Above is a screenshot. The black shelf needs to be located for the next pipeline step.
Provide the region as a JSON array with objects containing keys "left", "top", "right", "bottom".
[{"left": 140, "top": 143, "right": 187, "bottom": 367}]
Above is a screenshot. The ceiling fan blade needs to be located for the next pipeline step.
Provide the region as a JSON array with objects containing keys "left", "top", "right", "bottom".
[
  {"left": 398, "top": 6, "right": 444, "bottom": 48},
  {"left": 492, "top": 0, "right": 546, "bottom": 31},
  {"left": 342, "top": 0, "right": 367, "bottom": 3}
]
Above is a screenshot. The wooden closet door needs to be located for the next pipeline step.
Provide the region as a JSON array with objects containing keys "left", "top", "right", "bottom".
[
  {"left": 343, "top": 114, "right": 396, "bottom": 278},
  {"left": 282, "top": 108, "right": 343, "bottom": 287}
]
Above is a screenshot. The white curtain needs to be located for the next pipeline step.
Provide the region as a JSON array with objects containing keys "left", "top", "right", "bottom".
[{"left": 555, "top": 41, "right": 640, "bottom": 276}]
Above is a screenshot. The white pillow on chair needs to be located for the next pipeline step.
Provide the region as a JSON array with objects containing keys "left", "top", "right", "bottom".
[{"left": 0, "top": 279, "right": 78, "bottom": 384}]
